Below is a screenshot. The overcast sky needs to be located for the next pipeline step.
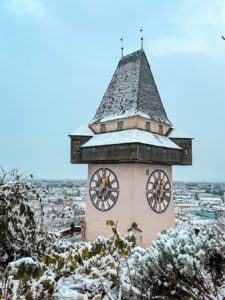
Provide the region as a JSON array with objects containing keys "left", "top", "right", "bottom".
[{"left": 0, "top": 0, "right": 225, "bottom": 181}]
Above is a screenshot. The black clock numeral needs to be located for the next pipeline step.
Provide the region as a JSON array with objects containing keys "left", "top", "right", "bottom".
[
  {"left": 94, "top": 199, "right": 99, "bottom": 208},
  {"left": 112, "top": 187, "right": 118, "bottom": 193},
  {"left": 165, "top": 195, "right": 170, "bottom": 203},
  {"left": 153, "top": 201, "right": 158, "bottom": 212},
  {"left": 111, "top": 178, "right": 117, "bottom": 185},
  {"left": 165, "top": 181, "right": 170, "bottom": 188},
  {"left": 148, "top": 195, "right": 154, "bottom": 205},
  {"left": 91, "top": 194, "right": 97, "bottom": 201},
  {"left": 159, "top": 204, "right": 163, "bottom": 213},
  {"left": 102, "top": 169, "right": 106, "bottom": 177},
  {"left": 157, "top": 170, "right": 161, "bottom": 179},
  {"left": 90, "top": 187, "right": 95, "bottom": 192},
  {"left": 100, "top": 201, "right": 105, "bottom": 210},
  {"left": 110, "top": 194, "right": 117, "bottom": 203}
]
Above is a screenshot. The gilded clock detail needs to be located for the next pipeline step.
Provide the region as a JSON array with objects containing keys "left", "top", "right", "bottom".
[
  {"left": 89, "top": 168, "right": 119, "bottom": 212},
  {"left": 146, "top": 169, "right": 171, "bottom": 213}
]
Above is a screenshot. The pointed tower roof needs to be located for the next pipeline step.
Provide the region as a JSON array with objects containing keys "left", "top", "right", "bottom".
[{"left": 92, "top": 50, "right": 172, "bottom": 125}]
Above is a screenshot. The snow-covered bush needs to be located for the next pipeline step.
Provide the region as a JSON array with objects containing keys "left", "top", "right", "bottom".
[
  {"left": 0, "top": 169, "right": 57, "bottom": 272},
  {"left": 3, "top": 257, "right": 56, "bottom": 300},
  {"left": 3, "top": 221, "right": 136, "bottom": 299},
  {"left": 1, "top": 172, "right": 224, "bottom": 300},
  {"left": 122, "top": 225, "right": 225, "bottom": 299}
]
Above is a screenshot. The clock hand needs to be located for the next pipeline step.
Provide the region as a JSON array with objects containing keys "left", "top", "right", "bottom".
[
  {"left": 101, "top": 176, "right": 108, "bottom": 189},
  {"left": 161, "top": 178, "right": 166, "bottom": 190},
  {"left": 98, "top": 176, "right": 109, "bottom": 199},
  {"left": 101, "top": 178, "right": 106, "bottom": 189}
]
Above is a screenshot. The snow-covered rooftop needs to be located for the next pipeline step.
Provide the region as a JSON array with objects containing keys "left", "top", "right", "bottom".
[
  {"left": 81, "top": 129, "right": 181, "bottom": 149},
  {"left": 69, "top": 125, "right": 94, "bottom": 136},
  {"left": 96, "top": 111, "right": 165, "bottom": 123},
  {"left": 92, "top": 50, "right": 172, "bottom": 125},
  {"left": 168, "top": 128, "right": 193, "bottom": 139}
]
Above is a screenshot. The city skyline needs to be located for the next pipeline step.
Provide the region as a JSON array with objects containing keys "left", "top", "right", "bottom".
[{"left": 1, "top": 0, "right": 225, "bottom": 181}]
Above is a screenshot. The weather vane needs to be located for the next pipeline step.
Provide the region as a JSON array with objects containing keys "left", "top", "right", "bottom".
[
  {"left": 120, "top": 37, "right": 124, "bottom": 58},
  {"left": 140, "top": 28, "right": 143, "bottom": 50}
]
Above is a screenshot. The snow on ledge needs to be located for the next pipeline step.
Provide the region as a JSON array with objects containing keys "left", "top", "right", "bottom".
[
  {"left": 69, "top": 125, "right": 94, "bottom": 136},
  {"left": 91, "top": 111, "right": 172, "bottom": 125},
  {"left": 168, "top": 128, "right": 193, "bottom": 139},
  {"left": 81, "top": 129, "right": 181, "bottom": 149}
]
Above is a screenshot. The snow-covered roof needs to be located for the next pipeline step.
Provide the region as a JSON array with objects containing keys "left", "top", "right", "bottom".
[
  {"left": 81, "top": 129, "right": 181, "bottom": 149},
  {"left": 69, "top": 125, "right": 94, "bottom": 136},
  {"left": 168, "top": 128, "right": 193, "bottom": 139},
  {"left": 92, "top": 50, "right": 172, "bottom": 126},
  {"left": 199, "top": 197, "right": 222, "bottom": 202},
  {"left": 97, "top": 111, "right": 164, "bottom": 123}
]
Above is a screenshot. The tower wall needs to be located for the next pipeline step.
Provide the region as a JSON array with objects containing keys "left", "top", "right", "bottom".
[
  {"left": 90, "top": 116, "right": 170, "bottom": 135},
  {"left": 85, "top": 163, "right": 175, "bottom": 248}
]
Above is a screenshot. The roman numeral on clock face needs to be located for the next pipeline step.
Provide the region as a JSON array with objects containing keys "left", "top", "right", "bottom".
[
  {"left": 89, "top": 168, "right": 119, "bottom": 212},
  {"left": 110, "top": 194, "right": 117, "bottom": 202},
  {"left": 157, "top": 170, "right": 161, "bottom": 179},
  {"left": 146, "top": 169, "right": 171, "bottom": 214},
  {"left": 91, "top": 193, "right": 97, "bottom": 201},
  {"left": 111, "top": 178, "right": 117, "bottom": 185}
]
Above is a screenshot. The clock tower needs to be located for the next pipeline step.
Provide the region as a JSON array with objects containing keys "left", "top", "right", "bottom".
[{"left": 69, "top": 49, "right": 192, "bottom": 247}]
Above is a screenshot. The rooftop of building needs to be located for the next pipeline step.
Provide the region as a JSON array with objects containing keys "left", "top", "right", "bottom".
[{"left": 92, "top": 49, "right": 172, "bottom": 125}]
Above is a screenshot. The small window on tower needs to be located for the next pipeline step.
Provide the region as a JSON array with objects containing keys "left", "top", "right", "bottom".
[
  {"left": 74, "top": 142, "right": 80, "bottom": 152},
  {"left": 184, "top": 148, "right": 189, "bottom": 156},
  {"left": 146, "top": 121, "right": 151, "bottom": 131},
  {"left": 100, "top": 124, "right": 106, "bottom": 133},
  {"left": 117, "top": 120, "right": 123, "bottom": 130},
  {"left": 159, "top": 124, "right": 163, "bottom": 134}
]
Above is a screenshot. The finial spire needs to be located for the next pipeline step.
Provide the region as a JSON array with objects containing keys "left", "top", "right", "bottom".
[
  {"left": 140, "top": 28, "right": 143, "bottom": 50},
  {"left": 120, "top": 37, "right": 124, "bottom": 58}
]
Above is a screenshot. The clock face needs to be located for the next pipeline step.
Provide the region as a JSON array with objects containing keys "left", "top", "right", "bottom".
[
  {"left": 146, "top": 169, "right": 171, "bottom": 213},
  {"left": 89, "top": 168, "right": 119, "bottom": 212}
]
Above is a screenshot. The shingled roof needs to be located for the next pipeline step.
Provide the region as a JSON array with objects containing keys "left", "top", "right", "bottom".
[{"left": 92, "top": 49, "right": 172, "bottom": 125}]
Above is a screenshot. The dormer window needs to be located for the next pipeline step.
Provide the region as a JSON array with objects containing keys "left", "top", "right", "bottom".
[
  {"left": 100, "top": 124, "right": 106, "bottom": 133},
  {"left": 159, "top": 124, "right": 163, "bottom": 134},
  {"left": 145, "top": 121, "right": 151, "bottom": 131},
  {"left": 117, "top": 120, "right": 123, "bottom": 130}
]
